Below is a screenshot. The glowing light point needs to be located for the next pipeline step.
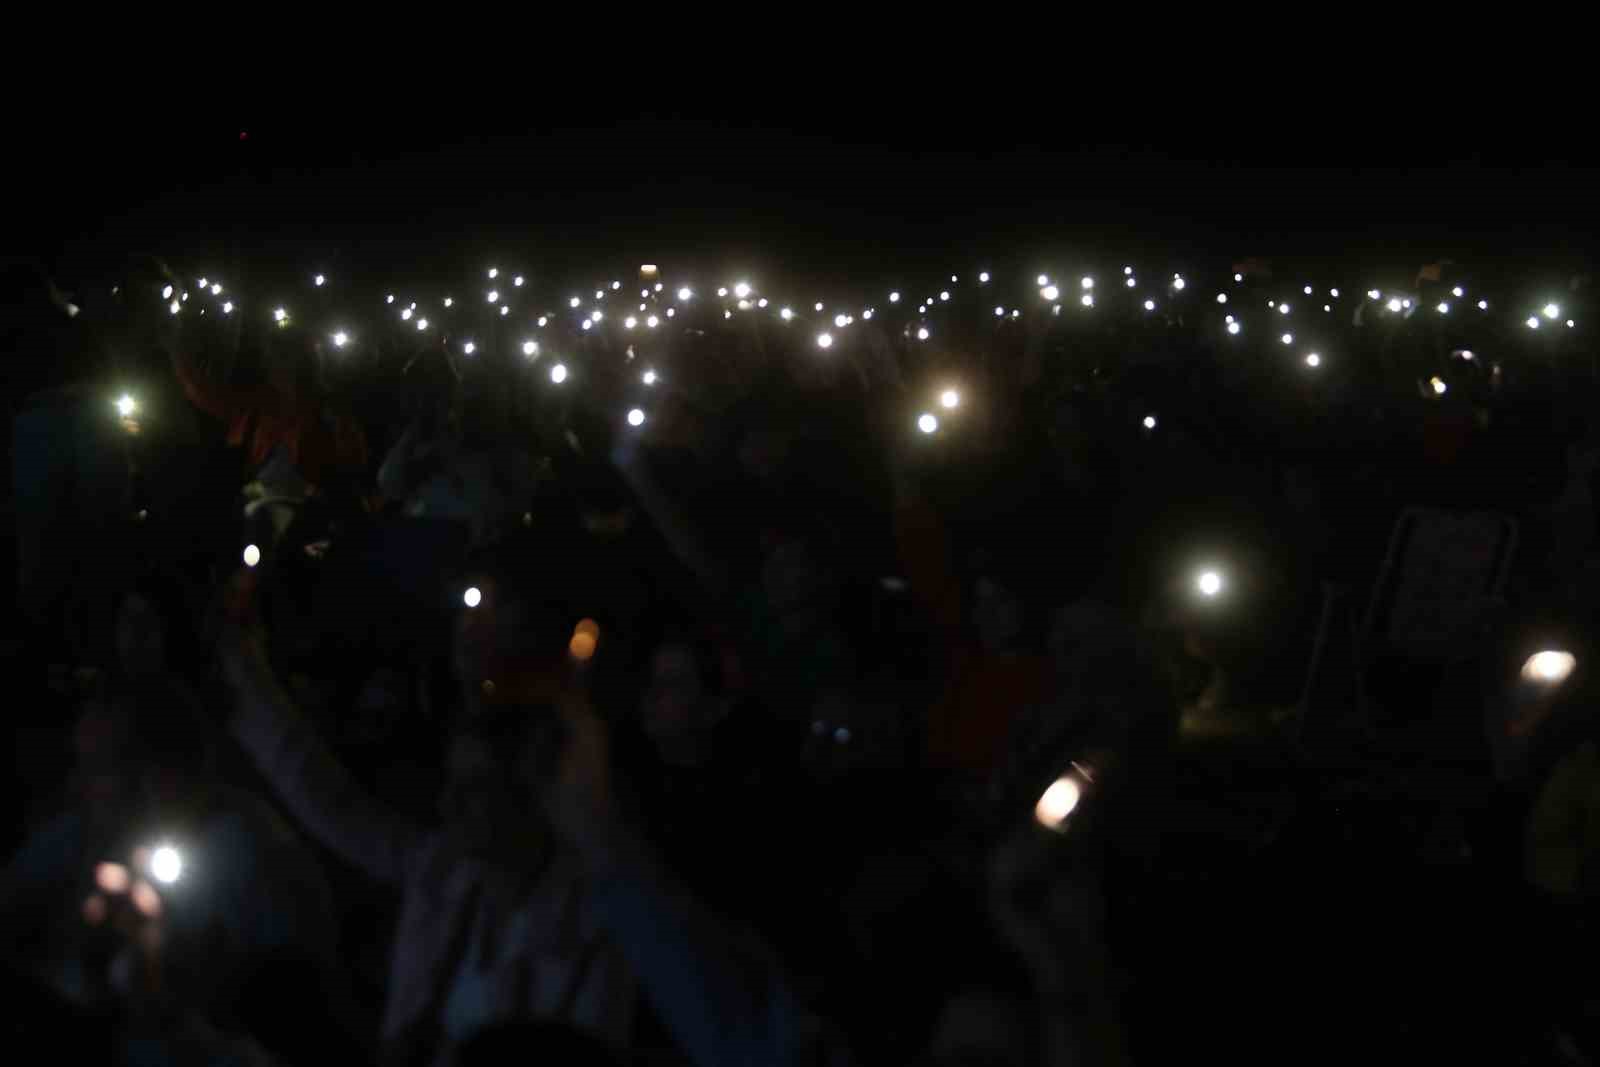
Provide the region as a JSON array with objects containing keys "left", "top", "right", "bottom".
[
  {"left": 642, "top": 370, "right": 657, "bottom": 385},
  {"left": 1124, "top": 266, "right": 1134, "bottom": 276},
  {"left": 716, "top": 287, "right": 728, "bottom": 298},
  {"left": 940, "top": 389, "right": 960, "bottom": 409},
  {"left": 1430, "top": 377, "right": 1448, "bottom": 395},
  {"left": 1281, "top": 333, "right": 1293, "bottom": 344},
  {"left": 243, "top": 543, "right": 261, "bottom": 567},
  {"left": 625, "top": 316, "right": 638, "bottom": 329},
  {"left": 1567, "top": 319, "right": 1576, "bottom": 328},
  {"left": 416, "top": 318, "right": 428, "bottom": 331},
  {"left": 1522, "top": 650, "right": 1577, "bottom": 685},
  {"left": 401, "top": 308, "right": 413, "bottom": 321},
  {"left": 1143, "top": 415, "right": 1157, "bottom": 430},
  {"left": 1387, "top": 298, "right": 1403, "bottom": 312},
  {"left": 591, "top": 310, "right": 603, "bottom": 322},
  {"left": 386, "top": 295, "right": 395, "bottom": 304},
  {"left": 1451, "top": 286, "right": 1463, "bottom": 298},
  {"left": 210, "top": 284, "right": 222, "bottom": 295},
  {"left": 1041, "top": 285, "right": 1060, "bottom": 301},
  {"left": 627, "top": 408, "right": 646, "bottom": 427},
  {"left": 1144, "top": 299, "right": 1156, "bottom": 311},
  {"left": 1081, "top": 294, "right": 1094, "bottom": 307},
  {"left": 116, "top": 395, "right": 137, "bottom": 417},
  {"left": 1477, "top": 300, "right": 1488, "bottom": 310},
  {"left": 995, "top": 306, "right": 1005, "bottom": 317},
  {"left": 1037, "top": 274, "right": 1050, "bottom": 286},
  {"left": 1035, "top": 777, "right": 1081, "bottom": 829},
  {"left": 1330, "top": 289, "right": 1340, "bottom": 298},
  {"left": 1196, "top": 570, "right": 1223, "bottom": 597},
  {"left": 889, "top": 292, "right": 901, "bottom": 303},
  {"left": 550, "top": 363, "right": 568, "bottom": 383},
  {"left": 1234, "top": 273, "right": 1243, "bottom": 282},
  {"left": 1278, "top": 303, "right": 1290, "bottom": 314},
  {"left": 780, "top": 307, "right": 794, "bottom": 320},
  {"left": 488, "top": 268, "right": 499, "bottom": 279},
  {"left": 940, "top": 290, "right": 950, "bottom": 301},
  {"left": 917, "top": 413, "right": 938, "bottom": 434},
  {"left": 647, "top": 315, "right": 659, "bottom": 328},
  {"left": 917, "top": 327, "right": 931, "bottom": 340},
  {"left": 314, "top": 274, "right": 325, "bottom": 287},
  {"left": 1305, "top": 353, "right": 1321, "bottom": 368},
  {"left": 463, "top": 586, "right": 482, "bottom": 608},
  {"left": 333, "top": 331, "right": 349, "bottom": 348},
  {"left": 816, "top": 333, "right": 834, "bottom": 349},
  {"left": 463, "top": 341, "right": 476, "bottom": 355},
  {"left": 1172, "top": 277, "right": 1186, "bottom": 291},
  {"left": 814, "top": 302, "right": 825, "bottom": 312},
  {"left": 1081, "top": 276, "right": 1095, "bottom": 290},
  {"left": 1527, "top": 317, "right": 1541, "bottom": 330},
  {"left": 514, "top": 276, "right": 524, "bottom": 287},
  {"left": 1216, "top": 293, "right": 1228, "bottom": 304},
  {"left": 162, "top": 285, "right": 174, "bottom": 299},
  {"left": 1126, "top": 277, "right": 1137, "bottom": 288},
  {"left": 1368, "top": 290, "right": 1382, "bottom": 300},
  {"left": 734, "top": 282, "right": 752, "bottom": 299},
  {"left": 222, "top": 302, "right": 233, "bottom": 314},
  {"left": 150, "top": 846, "right": 182, "bottom": 885},
  {"left": 835, "top": 313, "right": 849, "bottom": 328},
  {"left": 1227, "top": 321, "right": 1242, "bottom": 335},
  {"left": 1437, "top": 302, "right": 1450, "bottom": 314},
  {"left": 1544, "top": 303, "right": 1561, "bottom": 320},
  {"left": 979, "top": 272, "right": 990, "bottom": 283},
  {"left": 611, "top": 281, "right": 622, "bottom": 291},
  {"left": 1303, "top": 285, "right": 1313, "bottom": 295}
]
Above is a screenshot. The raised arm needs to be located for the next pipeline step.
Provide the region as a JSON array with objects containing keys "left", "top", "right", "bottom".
[
  {"left": 610, "top": 436, "right": 733, "bottom": 601},
  {"left": 218, "top": 626, "right": 429, "bottom": 886}
]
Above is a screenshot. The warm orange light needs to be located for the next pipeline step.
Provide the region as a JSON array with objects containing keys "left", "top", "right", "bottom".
[{"left": 569, "top": 631, "right": 597, "bottom": 661}]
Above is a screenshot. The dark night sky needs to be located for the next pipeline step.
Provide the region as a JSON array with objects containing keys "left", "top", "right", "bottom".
[{"left": 14, "top": 54, "right": 1598, "bottom": 293}]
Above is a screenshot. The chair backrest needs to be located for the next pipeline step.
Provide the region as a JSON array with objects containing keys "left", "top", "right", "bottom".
[{"left": 1360, "top": 507, "right": 1518, "bottom": 663}]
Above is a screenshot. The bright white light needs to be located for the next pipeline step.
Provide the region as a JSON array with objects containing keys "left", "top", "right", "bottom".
[
  {"left": 1478, "top": 300, "right": 1489, "bottom": 310},
  {"left": 443, "top": 297, "right": 453, "bottom": 308},
  {"left": 734, "top": 282, "right": 752, "bottom": 299},
  {"left": 1037, "top": 274, "right": 1050, "bottom": 286},
  {"left": 940, "top": 291, "right": 950, "bottom": 301},
  {"left": 1305, "top": 353, "right": 1321, "bottom": 368},
  {"left": 1303, "top": 286, "right": 1313, "bottom": 295},
  {"left": 889, "top": 292, "right": 900, "bottom": 303},
  {"left": 1081, "top": 276, "right": 1095, "bottom": 290},
  {"left": 724, "top": 310, "right": 732, "bottom": 319},
  {"left": 917, "top": 413, "right": 938, "bottom": 434},
  {"left": 643, "top": 370, "right": 657, "bottom": 385},
  {"left": 647, "top": 315, "right": 659, "bottom": 328},
  {"left": 243, "top": 543, "right": 261, "bottom": 568},
  {"left": 210, "top": 284, "right": 222, "bottom": 295},
  {"left": 1278, "top": 304, "right": 1290, "bottom": 315},
  {"left": 1568, "top": 320, "right": 1576, "bottom": 328},
  {"left": 1386, "top": 298, "right": 1403, "bottom": 312},
  {"left": 162, "top": 285, "right": 174, "bottom": 299},
  {"left": 1544, "top": 303, "right": 1561, "bottom": 320},
  {"left": 995, "top": 306, "right": 1005, "bottom": 317},
  {"left": 386, "top": 295, "right": 395, "bottom": 304},
  {"left": 522, "top": 341, "right": 538, "bottom": 357},
  {"left": 624, "top": 316, "right": 638, "bottom": 329},
  {"left": 488, "top": 268, "right": 499, "bottom": 279},
  {"left": 1225, "top": 315, "right": 1235, "bottom": 323},
  {"left": 1035, "top": 776, "right": 1081, "bottom": 829},
  {"left": 780, "top": 307, "right": 794, "bottom": 321},
  {"left": 222, "top": 302, "right": 233, "bottom": 314},
  {"left": 1281, "top": 333, "right": 1293, "bottom": 344},
  {"left": 1011, "top": 310, "right": 1020, "bottom": 319},
  {"left": 1330, "top": 289, "right": 1340, "bottom": 298},
  {"left": 1126, "top": 277, "right": 1137, "bottom": 288},
  {"left": 591, "top": 310, "right": 603, "bottom": 322},
  {"left": 150, "top": 846, "right": 182, "bottom": 885},
  {"left": 169, "top": 300, "right": 181, "bottom": 315},
  {"left": 487, "top": 290, "right": 499, "bottom": 303},
  {"left": 514, "top": 276, "right": 524, "bottom": 287},
  {"left": 814, "top": 302, "right": 824, "bottom": 312},
  {"left": 1402, "top": 300, "right": 1412, "bottom": 309},
  {"left": 1196, "top": 570, "right": 1223, "bottom": 597},
  {"left": 333, "top": 331, "right": 349, "bottom": 348},
  {"left": 1124, "top": 266, "right": 1134, "bottom": 276},
  {"left": 1451, "top": 286, "right": 1463, "bottom": 298},
  {"left": 979, "top": 272, "right": 990, "bottom": 283},
  {"left": 1324, "top": 305, "right": 1331, "bottom": 312},
  {"left": 716, "top": 287, "right": 728, "bottom": 298},
  {"left": 463, "top": 586, "right": 482, "bottom": 608},
  {"left": 1081, "top": 294, "right": 1094, "bottom": 307},
  {"left": 1216, "top": 293, "right": 1228, "bottom": 304},
  {"left": 1172, "top": 277, "right": 1186, "bottom": 290},
  {"left": 612, "top": 281, "right": 622, "bottom": 291},
  {"left": 951, "top": 275, "right": 958, "bottom": 283},
  {"left": 1234, "top": 273, "right": 1243, "bottom": 282},
  {"left": 582, "top": 320, "right": 592, "bottom": 331},
  {"left": 1522, "top": 650, "right": 1577, "bottom": 685},
  {"left": 817, "top": 333, "right": 834, "bottom": 349},
  {"left": 1144, "top": 299, "right": 1156, "bottom": 311},
  {"left": 273, "top": 307, "right": 287, "bottom": 322},
  {"left": 627, "top": 408, "right": 646, "bottom": 427},
  {"left": 500, "top": 306, "right": 510, "bottom": 317},
  {"left": 666, "top": 309, "right": 675, "bottom": 318},
  {"left": 1430, "top": 377, "right": 1448, "bottom": 395},
  {"left": 401, "top": 308, "right": 414, "bottom": 321},
  {"left": 416, "top": 318, "right": 428, "bottom": 331},
  {"left": 550, "top": 363, "right": 568, "bottom": 383},
  {"left": 917, "top": 327, "right": 930, "bottom": 340},
  {"left": 758, "top": 298, "right": 768, "bottom": 307},
  {"left": 596, "top": 290, "right": 605, "bottom": 300},
  {"left": 314, "top": 274, "right": 325, "bottom": 287},
  {"left": 1368, "top": 290, "right": 1382, "bottom": 300},
  {"left": 1143, "top": 415, "right": 1157, "bottom": 430},
  {"left": 1041, "top": 285, "right": 1060, "bottom": 301},
  {"left": 835, "top": 313, "right": 849, "bottom": 328},
  {"left": 863, "top": 309, "right": 873, "bottom": 319},
  {"left": 1458, "top": 350, "right": 1475, "bottom": 361},
  {"left": 1227, "top": 321, "right": 1241, "bottom": 335},
  {"left": 1527, "top": 317, "right": 1541, "bottom": 330},
  {"left": 940, "top": 389, "right": 960, "bottom": 409},
  {"left": 463, "top": 341, "right": 476, "bottom": 355},
  {"left": 1436, "top": 302, "right": 1450, "bottom": 314},
  {"left": 655, "top": 283, "right": 664, "bottom": 292}
]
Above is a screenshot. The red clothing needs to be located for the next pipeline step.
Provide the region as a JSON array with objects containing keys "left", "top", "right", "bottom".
[
  {"left": 172, "top": 346, "right": 367, "bottom": 489},
  {"left": 893, "top": 492, "right": 1052, "bottom": 771}
]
